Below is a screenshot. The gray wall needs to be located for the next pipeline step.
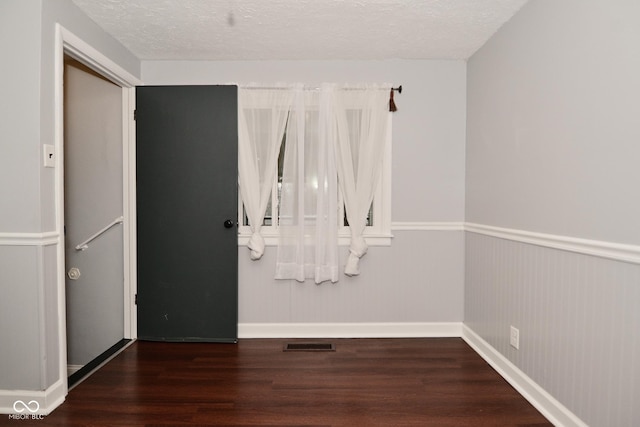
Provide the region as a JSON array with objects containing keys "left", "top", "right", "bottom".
[
  {"left": 0, "top": 0, "right": 45, "bottom": 392},
  {"left": 0, "top": 0, "right": 42, "bottom": 232},
  {"left": 143, "top": 60, "right": 467, "bottom": 324},
  {"left": 465, "top": 1, "right": 640, "bottom": 425},
  {"left": 0, "top": 0, "right": 139, "bottom": 391},
  {"left": 239, "top": 232, "right": 464, "bottom": 324},
  {"left": 466, "top": 0, "right": 640, "bottom": 245}
]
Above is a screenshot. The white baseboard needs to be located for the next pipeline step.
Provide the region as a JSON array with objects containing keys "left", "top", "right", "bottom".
[
  {"left": 238, "top": 322, "right": 463, "bottom": 338},
  {"left": 67, "top": 365, "right": 84, "bottom": 377},
  {"left": 461, "top": 325, "right": 587, "bottom": 427},
  {"left": 0, "top": 378, "right": 66, "bottom": 416}
]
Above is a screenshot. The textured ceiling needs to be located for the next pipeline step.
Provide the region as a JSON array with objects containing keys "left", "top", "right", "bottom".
[{"left": 72, "top": 0, "right": 528, "bottom": 60}]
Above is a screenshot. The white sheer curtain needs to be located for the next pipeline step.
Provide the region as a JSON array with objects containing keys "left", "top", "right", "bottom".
[
  {"left": 237, "top": 86, "right": 294, "bottom": 260},
  {"left": 333, "top": 84, "right": 391, "bottom": 276},
  {"left": 275, "top": 85, "right": 339, "bottom": 283}
]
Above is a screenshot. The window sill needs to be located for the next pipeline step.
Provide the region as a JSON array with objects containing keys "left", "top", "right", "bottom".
[{"left": 237, "top": 232, "right": 393, "bottom": 247}]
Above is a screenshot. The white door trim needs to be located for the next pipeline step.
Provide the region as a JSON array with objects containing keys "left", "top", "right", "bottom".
[{"left": 54, "top": 24, "right": 141, "bottom": 402}]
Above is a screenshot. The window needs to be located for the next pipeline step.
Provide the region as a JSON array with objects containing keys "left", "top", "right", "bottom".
[
  {"left": 238, "top": 84, "right": 394, "bottom": 280},
  {"left": 238, "top": 118, "right": 392, "bottom": 246}
]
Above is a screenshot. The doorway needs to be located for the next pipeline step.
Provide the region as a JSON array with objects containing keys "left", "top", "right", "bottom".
[
  {"left": 53, "top": 25, "right": 139, "bottom": 406},
  {"left": 63, "top": 56, "right": 130, "bottom": 387}
]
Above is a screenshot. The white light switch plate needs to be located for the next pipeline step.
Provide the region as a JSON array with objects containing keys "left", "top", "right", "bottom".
[{"left": 43, "top": 144, "right": 55, "bottom": 168}]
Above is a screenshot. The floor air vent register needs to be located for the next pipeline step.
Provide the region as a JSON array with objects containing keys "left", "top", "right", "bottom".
[{"left": 283, "top": 343, "right": 336, "bottom": 352}]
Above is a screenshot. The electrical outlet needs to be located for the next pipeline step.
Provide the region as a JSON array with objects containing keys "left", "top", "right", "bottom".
[{"left": 510, "top": 326, "right": 520, "bottom": 350}]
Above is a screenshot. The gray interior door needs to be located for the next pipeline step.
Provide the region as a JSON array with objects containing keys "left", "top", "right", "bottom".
[
  {"left": 64, "top": 58, "right": 125, "bottom": 370},
  {"left": 136, "top": 85, "right": 238, "bottom": 342}
]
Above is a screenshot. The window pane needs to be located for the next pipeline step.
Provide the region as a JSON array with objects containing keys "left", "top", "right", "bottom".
[
  {"left": 263, "top": 198, "right": 272, "bottom": 226},
  {"left": 245, "top": 99, "right": 378, "bottom": 231},
  {"left": 343, "top": 203, "right": 373, "bottom": 227},
  {"left": 276, "top": 133, "right": 285, "bottom": 226},
  {"left": 242, "top": 205, "right": 249, "bottom": 226},
  {"left": 242, "top": 201, "right": 272, "bottom": 226}
]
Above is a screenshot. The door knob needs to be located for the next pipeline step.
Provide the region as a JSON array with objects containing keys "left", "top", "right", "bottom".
[
  {"left": 224, "top": 219, "right": 235, "bottom": 228},
  {"left": 67, "top": 267, "right": 81, "bottom": 280}
]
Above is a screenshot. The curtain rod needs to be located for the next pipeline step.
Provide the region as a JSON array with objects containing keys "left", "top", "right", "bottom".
[
  {"left": 239, "top": 85, "right": 403, "bottom": 93},
  {"left": 239, "top": 85, "right": 402, "bottom": 112}
]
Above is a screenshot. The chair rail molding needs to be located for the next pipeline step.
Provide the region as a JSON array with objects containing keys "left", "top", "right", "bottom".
[
  {"left": 0, "top": 232, "right": 59, "bottom": 246},
  {"left": 465, "top": 222, "right": 640, "bottom": 265},
  {"left": 391, "top": 221, "right": 465, "bottom": 231}
]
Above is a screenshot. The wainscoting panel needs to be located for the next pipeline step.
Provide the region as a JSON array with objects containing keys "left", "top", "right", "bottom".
[
  {"left": 0, "top": 245, "right": 42, "bottom": 390},
  {"left": 0, "top": 235, "right": 61, "bottom": 392},
  {"left": 465, "top": 232, "right": 640, "bottom": 427},
  {"left": 238, "top": 229, "right": 465, "bottom": 325}
]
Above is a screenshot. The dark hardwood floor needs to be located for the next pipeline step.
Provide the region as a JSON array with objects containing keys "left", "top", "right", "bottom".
[{"left": 26, "top": 338, "right": 551, "bottom": 426}]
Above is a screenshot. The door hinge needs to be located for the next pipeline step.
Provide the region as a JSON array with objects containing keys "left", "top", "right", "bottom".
[
  {"left": 133, "top": 109, "right": 137, "bottom": 121},
  {"left": 135, "top": 294, "right": 138, "bottom": 305}
]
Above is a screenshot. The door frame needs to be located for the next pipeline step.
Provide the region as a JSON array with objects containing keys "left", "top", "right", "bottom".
[{"left": 54, "top": 24, "right": 141, "bottom": 394}]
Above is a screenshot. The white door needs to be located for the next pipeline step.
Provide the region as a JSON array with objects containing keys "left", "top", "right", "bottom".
[{"left": 63, "top": 57, "right": 124, "bottom": 376}]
